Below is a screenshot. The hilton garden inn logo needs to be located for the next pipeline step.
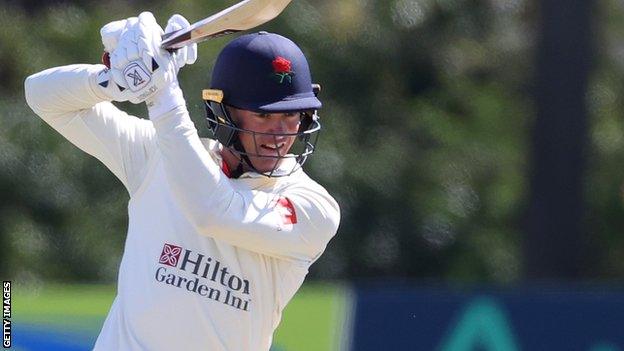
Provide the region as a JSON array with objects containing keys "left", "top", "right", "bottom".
[{"left": 156, "top": 243, "right": 251, "bottom": 312}]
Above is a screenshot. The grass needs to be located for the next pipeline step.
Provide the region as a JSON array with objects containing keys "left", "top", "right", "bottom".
[
  {"left": 273, "top": 282, "right": 350, "bottom": 351},
  {"left": 13, "top": 284, "right": 115, "bottom": 333},
  {"left": 11, "top": 282, "right": 349, "bottom": 351}
]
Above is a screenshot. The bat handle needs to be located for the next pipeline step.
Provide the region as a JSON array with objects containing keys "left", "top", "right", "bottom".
[
  {"left": 101, "top": 52, "right": 112, "bottom": 69},
  {"left": 161, "top": 30, "right": 176, "bottom": 42},
  {"left": 162, "top": 31, "right": 178, "bottom": 54},
  {"left": 101, "top": 31, "right": 179, "bottom": 69}
]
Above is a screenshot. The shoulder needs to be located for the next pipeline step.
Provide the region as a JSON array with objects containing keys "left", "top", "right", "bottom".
[
  {"left": 199, "top": 137, "right": 218, "bottom": 150},
  {"left": 199, "top": 137, "right": 222, "bottom": 160},
  {"left": 287, "top": 170, "right": 335, "bottom": 196}
]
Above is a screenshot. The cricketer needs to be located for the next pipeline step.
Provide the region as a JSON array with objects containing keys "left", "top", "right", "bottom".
[{"left": 24, "top": 12, "right": 340, "bottom": 350}]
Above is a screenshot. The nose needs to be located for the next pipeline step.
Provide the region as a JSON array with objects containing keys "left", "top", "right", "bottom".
[{"left": 268, "top": 115, "right": 289, "bottom": 134}]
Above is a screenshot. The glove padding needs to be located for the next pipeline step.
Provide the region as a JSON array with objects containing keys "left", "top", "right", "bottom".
[
  {"left": 96, "top": 12, "right": 197, "bottom": 107},
  {"left": 96, "top": 17, "right": 138, "bottom": 102},
  {"left": 101, "top": 18, "right": 137, "bottom": 53}
]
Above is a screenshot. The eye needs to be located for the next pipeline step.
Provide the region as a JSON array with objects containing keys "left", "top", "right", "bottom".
[{"left": 254, "top": 112, "right": 271, "bottom": 119}]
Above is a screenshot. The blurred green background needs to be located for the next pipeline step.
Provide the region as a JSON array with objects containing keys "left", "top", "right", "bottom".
[
  {"left": 4, "top": 0, "right": 624, "bottom": 285},
  {"left": 2, "top": 0, "right": 624, "bottom": 349}
]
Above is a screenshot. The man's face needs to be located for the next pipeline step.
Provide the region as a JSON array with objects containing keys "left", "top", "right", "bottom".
[{"left": 227, "top": 106, "right": 302, "bottom": 173}]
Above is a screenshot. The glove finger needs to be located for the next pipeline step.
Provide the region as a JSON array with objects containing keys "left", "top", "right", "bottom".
[
  {"left": 186, "top": 43, "right": 198, "bottom": 65},
  {"left": 124, "top": 37, "right": 140, "bottom": 62},
  {"left": 167, "top": 15, "right": 196, "bottom": 65},
  {"left": 166, "top": 14, "right": 190, "bottom": 33},
  {"left": 152, "top": 24, "right": 165, "bottom": 53},
  {"left": 165, "top": 14, "right": 189, "bottom": 65},
  {"left": 119, "top": 16, "right": 139, "bottom": 46},
  {"left": 138, "top": 15, "right": 165, "bottom": 62},
  {"left": 138, "top": 11, "right": 158, "bottom": 28},
  {"left": 114, "top": 17, "right": 143, "bottom": 63},
  {"left": 136, "top": 33, "right": 156, "bottom": 72},
  {"left": 174, "top": 48, "right": 187, "bottom": 69},
  {"left": 138, "top": 11, "right": 162, "bottom": 55},
  {"left": 110, "top": 47, "right": 128, "bottom": 70},
  {"left": 100, "top": 19, "right": 127, "bottom": 52},
  {"left": 164, "top": 21, "right": 183, "bottom": 34},
  {"left": 123, "top": 16, "right": 139, "bottom": 30},
  {"left": 142, "top": 51, "right": 157, "bottom": 75}
]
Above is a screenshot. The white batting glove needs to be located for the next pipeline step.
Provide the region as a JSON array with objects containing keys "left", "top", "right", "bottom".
[
  {"left": 142, "top": 13, "right": 198, "bottom": 117},
  {"left": 107, "top": 12, "right": 168, "bottom": 105},
  {"left": 96, "top": 17, "right": 139, "bottom": 102},
  {"left": 96, "top": 12, "right": 197, "bottom": 115},
  {"left": 102, "top": 12, "right": 196, "bottom": 115}
]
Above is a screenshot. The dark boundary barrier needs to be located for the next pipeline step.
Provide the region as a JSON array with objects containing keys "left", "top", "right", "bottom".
[{"left": 351, "top": 284, "right": 624, "bottom": 351}]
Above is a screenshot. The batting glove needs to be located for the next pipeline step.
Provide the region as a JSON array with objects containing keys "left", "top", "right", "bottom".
[
  {"left": 99, "top": 12, "right": 197, "bottom": 115},
  {"left": 96, "top": 17, "right": 138, "bottom": 102}
]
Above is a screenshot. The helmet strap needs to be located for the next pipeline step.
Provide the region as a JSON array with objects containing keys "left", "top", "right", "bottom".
[{"left": 225, "top": 140, "right": 262, "bottom": 178}]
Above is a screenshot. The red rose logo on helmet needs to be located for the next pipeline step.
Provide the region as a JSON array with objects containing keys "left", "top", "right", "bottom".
[{"left": 272, "top": 56, "right": 294, "bottom": 84}]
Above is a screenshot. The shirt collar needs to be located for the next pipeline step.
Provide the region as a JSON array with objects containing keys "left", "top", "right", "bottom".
[{"left": 202, "top": 138, "right": 300, "bottom": 179}]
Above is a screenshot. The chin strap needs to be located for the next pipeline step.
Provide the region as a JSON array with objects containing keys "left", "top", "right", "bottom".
[
  {"left": 234, "top": 136, "right": 267, "bottom": 174},
  {"left": 225, "top": 145, "right": 258, "bottom": 179},
  {"left": 230, "top": 162, "right": 245, "bottom": 179}
]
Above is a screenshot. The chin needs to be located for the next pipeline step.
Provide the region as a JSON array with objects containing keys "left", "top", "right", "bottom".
[{"left": 250, "top": 158, "right": 280, "bottom": 173}]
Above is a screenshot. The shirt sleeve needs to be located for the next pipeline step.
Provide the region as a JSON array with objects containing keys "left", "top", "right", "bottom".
[
  {"left": 151, "top": 104, "right": 340, "bottom": 263},
  {"left": 24, "top": 64, "right": 157, "bottom": 194}
]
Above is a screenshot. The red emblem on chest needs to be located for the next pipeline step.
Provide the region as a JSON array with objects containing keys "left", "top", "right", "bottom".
[
  {"left": 159, "top": 243, "right": 182, "bottom": 267},
  {"left": 276, "top": 197, "right": 297, "bottom": 225}
]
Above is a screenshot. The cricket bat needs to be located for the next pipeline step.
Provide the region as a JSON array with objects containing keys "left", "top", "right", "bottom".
[
  {"left": 161, "top": 0, "right": 293, "bottom": 49},
  {"left": 102, "top": 0, "right": 292, "bottom": 67}
]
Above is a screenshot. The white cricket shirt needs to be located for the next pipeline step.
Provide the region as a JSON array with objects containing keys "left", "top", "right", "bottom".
[{"left": 24, "top": 64, "right": 340, "bottom": 351}]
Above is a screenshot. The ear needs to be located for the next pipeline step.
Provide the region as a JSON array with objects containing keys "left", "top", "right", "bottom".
[{"left": 225, "top": 105, "right": 242, "bottom": 125}]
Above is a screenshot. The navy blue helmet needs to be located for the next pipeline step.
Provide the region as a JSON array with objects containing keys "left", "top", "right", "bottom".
[{"left": 203, "top": 32, "right": 322, "bottom": 177}]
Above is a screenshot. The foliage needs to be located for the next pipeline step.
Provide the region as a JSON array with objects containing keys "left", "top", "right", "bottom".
[{"left": 1, "top": 0, "right": 622, "bottom": 284}]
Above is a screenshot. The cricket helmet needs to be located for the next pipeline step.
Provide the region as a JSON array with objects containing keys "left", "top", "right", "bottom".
[{"left": 203, "top": 31, "right": 322, "bottom": 177}]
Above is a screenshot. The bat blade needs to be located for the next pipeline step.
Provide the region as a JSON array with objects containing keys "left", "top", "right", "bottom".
[{"left": 161, "top": 0, "right": 292, "bottom": 50}]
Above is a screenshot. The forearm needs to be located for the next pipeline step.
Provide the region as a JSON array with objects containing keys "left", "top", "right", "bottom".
[
  {"left": 25, "top": 64, "right": 110, "bottom": 116},
  {"left": 151, "top": 102, "right": 232, "bottom": 218},
  {"left": 24, "top": 64, "right": 157, "bottom": 194},
  {"left": 152, "top": 103, "right": 264, "bottom": 257},
  {"left": 152, "top": 105, "right": 339, "bottom": 261}
]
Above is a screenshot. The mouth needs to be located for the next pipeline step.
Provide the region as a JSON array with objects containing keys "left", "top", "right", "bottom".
[{"left": 260, "top": 143, "right": 285, "bottom": 153}]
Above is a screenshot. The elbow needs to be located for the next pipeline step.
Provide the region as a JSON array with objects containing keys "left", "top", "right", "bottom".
[
  {"left": 24, "top": 68, "right": 65, "bottom": 117},
  {"left": 323, "top": 208, "right": 341, "bottom": 244},
  {"left": 303, "top": 204, "right": 341, "bottom": 261},
  {"left": 24, "top": 73, "right": 43, "bottom": 115},
  {"left": 321, "top": 196, "right": 341, "bottom": 243},
  {"left": 284, "top": 191, "right": 341, "bottom": 261}
]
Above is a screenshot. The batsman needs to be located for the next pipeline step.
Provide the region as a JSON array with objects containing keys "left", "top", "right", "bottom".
[{"left": 25, "top": 10, "right": 339, "bottom": 350}]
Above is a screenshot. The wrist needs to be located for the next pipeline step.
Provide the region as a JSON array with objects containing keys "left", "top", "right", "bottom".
[
  {"left": 147, "top": 82, "right": 186, "bottom": 120},
  {"left": 89, "top": 64, "right": 116, "bottom": 102}
]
